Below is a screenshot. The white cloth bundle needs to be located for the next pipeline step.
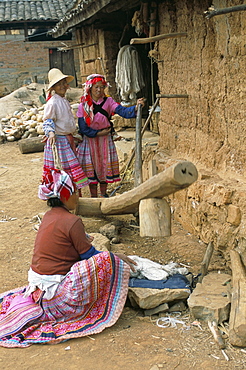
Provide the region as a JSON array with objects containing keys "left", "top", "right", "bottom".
[{"left": 129, "top": 256, "right": 189, "bottom": 280}]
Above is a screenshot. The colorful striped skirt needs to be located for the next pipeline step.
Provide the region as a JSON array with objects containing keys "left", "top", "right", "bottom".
[
  {"left": 77, "top": 135, "right": 121, "bottom": 184},
  {"left": 0, "top": 252, "right": 130, "bottom": 348},
  {"left": 43, "top": 135, "right": 89, "bottom": 189}
]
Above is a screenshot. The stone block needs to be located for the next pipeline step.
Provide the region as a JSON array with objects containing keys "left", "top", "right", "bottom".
[
  {"left": 128, "top": 287, "right": 190, "bottom": 310},
  {"left": 187, "top": 273, "right": 231, "bottom": 324}
]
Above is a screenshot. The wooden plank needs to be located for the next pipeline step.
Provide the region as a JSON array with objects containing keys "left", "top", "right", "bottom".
[{"left": 229, "top": 249, "right": 246, "bottom": 347}]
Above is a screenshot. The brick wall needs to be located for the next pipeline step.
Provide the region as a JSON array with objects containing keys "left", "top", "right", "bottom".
[{"left": 0, "top": 36, "right": 80, "bottom": 96}]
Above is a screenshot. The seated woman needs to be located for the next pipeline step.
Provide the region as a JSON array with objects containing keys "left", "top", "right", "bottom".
[{"left": 0, "top": 169, "right": 136, "bottom": 348}]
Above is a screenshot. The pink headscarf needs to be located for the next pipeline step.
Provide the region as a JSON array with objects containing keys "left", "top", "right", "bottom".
[
  {"left": 80, "top": 74, "right": 110, "bottom": 126},
  {"left": 38, "top": 169, "right": 74, "bottom": 201}
]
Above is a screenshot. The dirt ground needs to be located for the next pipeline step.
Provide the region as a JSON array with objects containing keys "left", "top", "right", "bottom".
[{"left": 0, "top": 141, "right": 246, "bottom": 370}]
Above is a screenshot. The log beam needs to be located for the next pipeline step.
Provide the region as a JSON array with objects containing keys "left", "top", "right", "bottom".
[
  {"left": 18, "top": 137, "right": 45, "bottom": 154},
  {"left": 78, "top": 161, "right": 198, "bottom": 216}
]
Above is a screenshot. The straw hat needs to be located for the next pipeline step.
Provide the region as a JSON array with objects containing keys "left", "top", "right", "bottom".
[{"left": 47, "top": 68, "right": 74, "bottom": 90}]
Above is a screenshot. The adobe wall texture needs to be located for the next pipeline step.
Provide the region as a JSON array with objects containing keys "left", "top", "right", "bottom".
[
  {"left": 151, "top": 0, "right": 246, "bottom": 259},
  {"left": 65, "top": 0, "right": 246, "bottom": 261},
  {"left": 0, "top": 38, "right": 80, "bottom": 97}
]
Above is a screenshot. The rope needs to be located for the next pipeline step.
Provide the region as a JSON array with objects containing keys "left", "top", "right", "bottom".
[{"left": 156, "top": 313, "right": 188, "bottom": 329}]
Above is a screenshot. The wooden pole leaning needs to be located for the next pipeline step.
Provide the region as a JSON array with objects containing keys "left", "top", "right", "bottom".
[
  {"left": 121, "top": 97, "right": 160, "bottom": 181},
  {"left": 134, "top": 104, "right": 143, "bottom": 187}
]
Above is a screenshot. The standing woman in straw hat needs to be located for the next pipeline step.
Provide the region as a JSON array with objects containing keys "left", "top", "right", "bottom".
[{"left": 41, "top": 68, "right": 89, "bottom": 191}]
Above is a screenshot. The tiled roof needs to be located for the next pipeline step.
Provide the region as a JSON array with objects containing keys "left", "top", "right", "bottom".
[
  {"left": 49, "top": 0, "right": 110, "bottom": 37},
  {"left": 0, "top": 0, "right": 77, "bottom": 23},
  {"left": 49, "top": 0, "right": 140, "bottom": 38}
]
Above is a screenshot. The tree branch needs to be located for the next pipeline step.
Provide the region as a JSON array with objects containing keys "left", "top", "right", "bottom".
[{"left": 204, "top": 4, "right": 246, "bottom": 19}]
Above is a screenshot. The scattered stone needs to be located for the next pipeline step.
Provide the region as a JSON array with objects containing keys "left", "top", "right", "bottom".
[
  {"left": 144, "top": 303, "right": 169, "bottom": 316},
  {"left": 99, "top": 223, "right": 120, "bottom": 242},
  {"left": 168, "top": 301, "right": 187, "bottom": 312},
  {"left": 90, "top": 232, "right": 111, "bottom": 251},
  {"left": 22, "top": 100, "right": 34, "bottom": 105}
]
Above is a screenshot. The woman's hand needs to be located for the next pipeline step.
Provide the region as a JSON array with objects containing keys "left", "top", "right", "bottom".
[
  {"left": 86, "top": 233, "right": 94, "bottom": 243},
  {"left": 41, "top": 135, "right": 48, "bottom": 143},
  {"left": 48, "top": 131, "right": 56, "bottom": 145},
  {"left": 114, "top": 253, "right": 138, "bottom": 272},
  {"left": 97, "top": 127, "right": 111, "bottom": 137},
  {"left": 136, "top": 97, "right": 145, "bottom": 109}
]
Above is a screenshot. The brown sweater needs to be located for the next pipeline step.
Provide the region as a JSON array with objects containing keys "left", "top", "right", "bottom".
[{"left": 31, "top": 207, "right": 91, "bottom": 275}]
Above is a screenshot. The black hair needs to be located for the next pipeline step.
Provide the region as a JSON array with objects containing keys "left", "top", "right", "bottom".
[{"left": 47, "top": 197, "right": 64, "bottom": 208}]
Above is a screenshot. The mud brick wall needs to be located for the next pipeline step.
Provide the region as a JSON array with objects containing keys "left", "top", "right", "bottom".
[
  {"left": 0, "top": 38, "right": 80, "bottom": 96},
  {"left": 149, "top": 0, "right": 246, "bottom": 259}
]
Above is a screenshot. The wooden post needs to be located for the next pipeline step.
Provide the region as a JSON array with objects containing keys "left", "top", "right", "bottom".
[
  {"left": 139, "top": 198, "right": 171, "bottom": 237},
  {"left": 134, "top": 104, "right": 143, "bottom": 187}
]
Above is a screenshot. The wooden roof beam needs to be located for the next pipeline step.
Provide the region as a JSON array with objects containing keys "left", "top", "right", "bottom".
[{"left": 130, "top": 32, "right": 187, "bottom": 45}]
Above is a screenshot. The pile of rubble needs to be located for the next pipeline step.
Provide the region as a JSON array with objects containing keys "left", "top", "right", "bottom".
[
  {"left": 0, "top": 83, "right": 82, "bottom": 144},
  {"left": 0, "top": 105, "right": 44, "bottom": 143}
]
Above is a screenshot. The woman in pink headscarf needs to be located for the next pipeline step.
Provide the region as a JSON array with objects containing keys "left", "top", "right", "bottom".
[{"left": 77, "top": 74, "right": 145, "bottom": 198}]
